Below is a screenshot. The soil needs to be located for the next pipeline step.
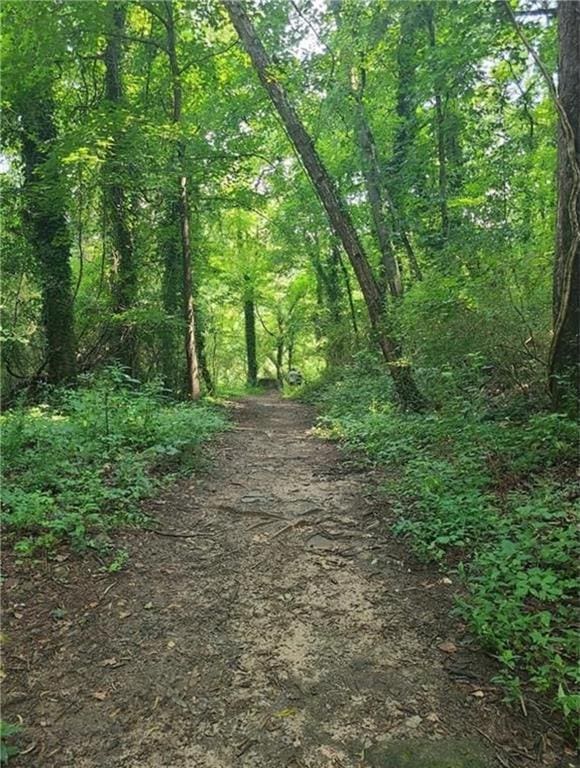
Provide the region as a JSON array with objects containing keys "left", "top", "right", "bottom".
[{"left": 1, "top": 395, "right": 574, "bottom": 767}]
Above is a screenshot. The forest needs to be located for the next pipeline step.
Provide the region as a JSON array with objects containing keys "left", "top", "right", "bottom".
[{"left": 1, "top": 0, "right": 579, "bottom": 765}]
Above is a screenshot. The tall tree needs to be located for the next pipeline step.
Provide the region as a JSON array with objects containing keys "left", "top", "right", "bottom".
[
  {"left": 154, "top": 0, "right": 201, "bottom": 400},
  {"left": 224, "top": 0, "right": 424, "bottom": 409},
  {"left": 549, "top": 1, "right": 580, "bottom": 410},
  {"left": 103, "top": 2, "right": 138, "bottom": 376},
  {"left": 331, "top": 0, "right": 420, "bottom": 289},
  {"left": 424, "top": 4, "right": 450, "bottom": 245},
  {"left": 20, "top": 89, "right": 77, "bottom": 384},
  {"left": 243, "top": 273, "right": 258, "bottom": 386}
]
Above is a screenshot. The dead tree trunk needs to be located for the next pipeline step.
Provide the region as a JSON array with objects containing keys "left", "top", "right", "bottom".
[
  {"left": 224, "top": 0, "right": 424, "bottom": 409},
  {"left": 549, "top": 1, "right": 580, "bottom": 411}
]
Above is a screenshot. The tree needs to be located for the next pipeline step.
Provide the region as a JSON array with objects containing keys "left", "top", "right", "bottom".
[
  {"left": 3, "top": 2, "right": 77, "bottom": 384},
  {"left": 243, "top": 273, "right": 258, "bottom": 386},
  {"left": 224, "top": 0, "right": 424, "bottom": 409},
  {"left": 103, "top": 2, "right": 138, "bottom": 376},
  {"left": 20, "top": 89, "right": 77, "bottom": 384},
  {"left": 145, "top": 0, "right": 202, "bottom": 400},
  {"left": 549, "top": 1, "right": 580, "bottom": 411}
]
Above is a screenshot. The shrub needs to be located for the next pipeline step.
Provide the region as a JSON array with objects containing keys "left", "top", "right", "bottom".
[
  {"left": 307, "top": 361, "right": 579, "bottom": 732},
  {"left": 1, "top": 368, "right": 227, "bottom": 554}
]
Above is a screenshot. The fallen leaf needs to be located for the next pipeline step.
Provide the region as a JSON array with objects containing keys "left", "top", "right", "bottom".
[
  {"left": 274, "top": 707, "right": 298, "bottom": 718},
  {"left": 405, "top": 715, "right": 423, "bottom": 729},
  {"left": 438, "top": 641, "right": 458, "bottom": 654},
  {"left": 92, "top": 691, "right": 107, "bottom": 701}
]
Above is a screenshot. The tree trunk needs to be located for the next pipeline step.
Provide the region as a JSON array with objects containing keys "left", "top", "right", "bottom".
[
  {"left": 391, "top": 6, "right": 423, "bottom": 282},
  {"left": 425, "top": 6, "right": 450, "bottom": 245},
  {"left": 194, "top": 305, "right": 214, "bottom": 394},
  {"left": 331, "top": 0, "right": 419, "bottom": 291},
  {"left": 224, "top": 0, "right": 424, "bottom": 409},
  {"left": 177, "top": 168, "right": 201, "bottom": 400},
  {"left": 275, "top": 337, "right": 284, "bottom": 385},
  {"left": 165, "top": 1, "right": 201, "bottom": 400},
  {"left": 21, "top": 91, "right": 76, "bottom": 384},
  {"left": 353, "top": 87, "right": 422, "bottom": 286},
  {"left": 104, "top": 2, "right": 138, "bottom": 376},
  {"left": 392, "top": 6, "right": 420, "bottom": 194},
  {"left": 287, "top": 342, "right": 294, "bottom": 372},
  {"left": 352, "top": 90, "right": 402, "bottom": 298},
  {"left": 244, "top": 275, "right": 258, "bottom": 387},
  {"left": 160, "top": 202, "right": 181, "bottom": 393},
  {"left": 337, "top": 249, "right": 359, "bottom": 339},
  {"left": 549, "top": 1, "right": 580, "bottom": 411}
]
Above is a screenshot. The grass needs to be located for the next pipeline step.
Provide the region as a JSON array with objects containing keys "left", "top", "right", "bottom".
[
  {"left": 302, "top": 356, "right": 579, "bottom": 733},
  {"left": 1, "top": 367, "right": 228, "bottom": 557}
]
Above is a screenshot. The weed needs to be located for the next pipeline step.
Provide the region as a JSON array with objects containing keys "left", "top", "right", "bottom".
[
  {"left": 1, "top": 368, "right": 228, "bottom": 554},
  {"left": 306, "top": 361, "right": 579, "bottom": 732}
]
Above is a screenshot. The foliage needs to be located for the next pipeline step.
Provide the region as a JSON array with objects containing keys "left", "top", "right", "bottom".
[
  {"left": 0, "top": 721, "right": 21, "bottom": 764},
  {"left": 306, "top": 361, "right": 579, "bottom": 731},
  {"left": 0, "top": 0, "right": 559, "bottom": 398},
  {"left": 0, "top": 0, "right": 575, "bottom": 744},
  {"left": 1, "top": 369, "right": 227, "bottom": 553}
]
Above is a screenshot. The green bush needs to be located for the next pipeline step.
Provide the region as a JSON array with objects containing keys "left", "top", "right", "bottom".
[
  {"left": 307, "top": 362, "right": 579, "bottom": 732},
  {"left": 1, "top": 368, "right": 227, "bottom": 554}
]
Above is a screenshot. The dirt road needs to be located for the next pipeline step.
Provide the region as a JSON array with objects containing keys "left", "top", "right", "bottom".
[{"left": 2, "top": 395, "right": 567, "bottom": 767}]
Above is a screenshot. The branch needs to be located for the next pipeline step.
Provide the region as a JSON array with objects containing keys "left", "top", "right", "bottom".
[
  {"left": 255, "top": 305, "right": 276, "bottom": 337},
  {"left": 137, "top": 1, "right": 169, "bottom": 29},
  {"left": 179, "top": 40, "right": 239, "bottom": 75},
  {"left": 122, "top": 34, "right": 168, "bottom": 53}
]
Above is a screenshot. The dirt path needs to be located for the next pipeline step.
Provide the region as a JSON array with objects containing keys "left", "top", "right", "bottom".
[{"left": 2, "top": 395, "right": 569, "bottom": 767}]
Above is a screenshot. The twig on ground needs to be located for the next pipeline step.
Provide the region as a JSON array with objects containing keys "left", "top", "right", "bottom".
[
  {"left": 270, "top": 518, "right": 313, "bottom": 539},
  {"left": 145, "top": 528, "right": 213, "bottom": 539}
]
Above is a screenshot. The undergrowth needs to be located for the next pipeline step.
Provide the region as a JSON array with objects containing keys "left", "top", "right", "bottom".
[
  {"left": 1, "top": 368, "right": 227, "bottom": 556},
  {"left": 302, "top": 356, "right": 579, "bottom": 733}
]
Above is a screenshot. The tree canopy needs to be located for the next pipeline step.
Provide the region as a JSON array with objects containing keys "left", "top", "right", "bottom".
[{"left": 2, "top": 0, "right": 576, "bottom": 409}]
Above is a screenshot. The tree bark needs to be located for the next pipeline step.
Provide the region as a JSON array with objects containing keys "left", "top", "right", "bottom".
[
  {"left": 425, "top": 6, "right": 450, "bottom": 245},
  {"left": 194, "top": 305, "right": 214, "bottom": 394},
  {"left": 352, "top": 89, "right": 402, "bottom": 299},
  {"left": 160, "top": 203, "right": 181, "bottom": 394},
  {"left": 224, "top": 0, "right": 424, "bottom": 409},
  {"left": 331, "top": 0, "right": 420, "bottom": 289},
  {"left": 164, "top": 1, "right": 201, "bottom": 400},
  {"left": 243, "top": 275, "right": 258, "bottom": 387},
  {"left": 391, "top": 6, "right": 423, "bottom": 281},
  {"left": 392, "top": 6, "right": 420, "bottom": 192},
  {"left": 21, "top": 90, "right": 76, "bottom": 384},
  {"left": 104, "top": 2, "right": 138, "bottom": 376},
  {"left": 337, "top": 249, "right": 359, "bottom": 340},
  {"left": 549, "top": 1, "right": 580, "bottom": 411}
]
